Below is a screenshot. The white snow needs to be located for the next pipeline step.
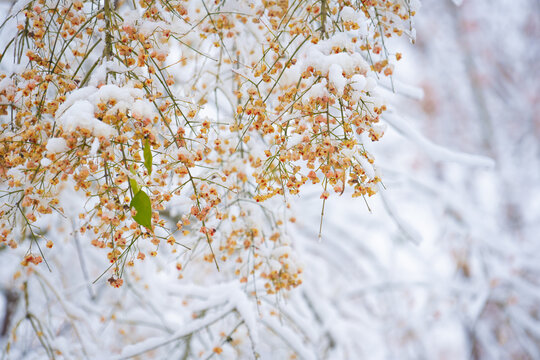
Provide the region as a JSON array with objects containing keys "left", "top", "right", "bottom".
[
  {"left": 46, "top": 137, "right": 69, "bottom": 153},
  {"left": 303, "top": 80, "right": 329, "bottom": 103},
  {"left": 131, "top": 99, "right": 155, "bottom": 120},
  {"left": 364, "top": 76, "right": 377, "bottom": 92},
  {"left": 350, "top": 74, "right": 367, "bottom": 93},
  {"left": 378, "top": 78, "right": 425, "bottom": 100},
  {"left": 55, "top": 84, "right": 153, "bottom": 138},
  {"left": 357, "top": 155, "right": 375, "bottom": 179},
  {"left": 383, "top": 112, "right": 496, "bottom": 168},
  {"left": 57, "top": 99, "right": 115, "bottom": 138},
  {"left": 114, "top": 303, "right": 235, "bottom": 360},
  {"left": 263, "top": 316, "right": 316, "bottom": 360},
  {"left": 89, "top": 137, "right": 101, "bottom": 156},
  {"left": 0, "top": 77, "right": 13, "bottom": 92},
  {"left": 341, "top": 6, "right": 358, "bottom": 23},
  {"left": 229, "top": 289, "right": 260, "bottom": 347},
  {"left": 40, "top": 158, "right": 52, "bottom": 167},
  {"left": 328, "top": 64, "right": 347, "bottom": 96}
]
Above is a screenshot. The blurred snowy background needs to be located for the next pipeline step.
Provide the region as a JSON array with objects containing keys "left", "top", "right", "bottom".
[
  {"left": 1, "top": 0, "right": 539, "bottom": 359},
  {"left": 291, "top": 1, "right": 540, "bottom": 358}
]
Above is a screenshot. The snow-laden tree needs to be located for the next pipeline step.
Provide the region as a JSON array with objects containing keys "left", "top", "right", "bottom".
[
  {"left": 0, "top": 0, "right": 426, "bottom": 358},
  {"left": 0, "top": 0, "right": 418, "bottom": 284},
  {"left": 2, "top": 0, "right": 536, "bottom": 358}
]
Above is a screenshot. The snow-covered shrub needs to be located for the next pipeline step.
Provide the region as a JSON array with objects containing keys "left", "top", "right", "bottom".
[{"left": 0, "top": 0, "right": 422, "bottom": 358}]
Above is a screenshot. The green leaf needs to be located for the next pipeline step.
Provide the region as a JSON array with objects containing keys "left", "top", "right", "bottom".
[
  {"left": 130, "top": 190, "right": 152, "bottom": 230},
  {"left": 143, "top": 139, "right": 152, "bottom": 175},
  {"left": 129, "top": 178, "right": 141, "bottom": 195}
]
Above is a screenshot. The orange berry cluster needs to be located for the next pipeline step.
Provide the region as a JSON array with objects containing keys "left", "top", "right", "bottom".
[{"left": 0, "top": 0, "right": 415, "bottom": 290}]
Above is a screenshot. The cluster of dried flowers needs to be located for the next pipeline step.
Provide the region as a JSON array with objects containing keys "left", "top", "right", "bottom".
[{"left": 0, "top": 0, "right": 418, "bottom": 291}]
